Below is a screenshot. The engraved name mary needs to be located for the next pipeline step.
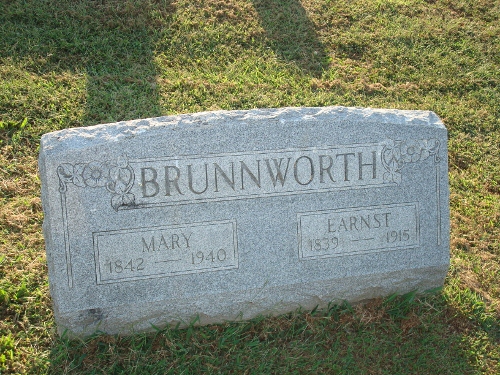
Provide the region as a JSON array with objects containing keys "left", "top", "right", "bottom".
[{"left": 94, "top": 220, "right": 238, "bottom": 284}]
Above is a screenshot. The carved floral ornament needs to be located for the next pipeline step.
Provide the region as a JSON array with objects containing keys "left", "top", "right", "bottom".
[
  {"left": 381, "top": 139, "right": 440, "bottom": 184},
  {"left": 57, "top": 154, "right": 136, "bottom": 211}
]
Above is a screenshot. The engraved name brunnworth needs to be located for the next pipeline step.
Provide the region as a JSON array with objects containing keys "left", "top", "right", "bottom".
[
  {"left": 139, "top": 147, "right": 379, "bottom": 198},
  {"left": 57, "top": 139, "right": 440, "bottom": 210}
]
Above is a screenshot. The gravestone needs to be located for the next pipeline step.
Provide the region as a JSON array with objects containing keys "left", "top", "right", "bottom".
[{"left": 39, "top": 106, "right": 450, "bottom": 336}]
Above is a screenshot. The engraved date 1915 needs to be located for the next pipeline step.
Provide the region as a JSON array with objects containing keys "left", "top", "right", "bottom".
[{"left": 386, "top": 229, "right": 410, "bottom": 243}]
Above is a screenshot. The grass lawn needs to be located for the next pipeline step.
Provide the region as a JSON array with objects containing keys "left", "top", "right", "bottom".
[{"left": 0, "top": 0, "right": 499, "bottom": 373}]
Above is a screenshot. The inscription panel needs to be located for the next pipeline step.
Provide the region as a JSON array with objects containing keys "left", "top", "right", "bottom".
[
  {"left": 93, "top": 220, "right": 238, "bottom": 284},
  {"left": 298, "top": 203, "right": 419, "bottom": 260}
]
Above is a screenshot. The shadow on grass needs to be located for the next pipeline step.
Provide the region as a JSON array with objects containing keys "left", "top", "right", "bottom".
[
  {"left": 0, "top": 0, "right": 172, "bottom": 129},
  {"left": 45, "top": 293, "right": 490, "bottom": 374},
  {"left": 252, "top": 0, "right": 329, "bottom": 77}
]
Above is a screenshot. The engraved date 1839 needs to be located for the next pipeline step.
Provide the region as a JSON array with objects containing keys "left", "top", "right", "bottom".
[{"left": 306, "top": 237, "right": 339, "bottom": 252}]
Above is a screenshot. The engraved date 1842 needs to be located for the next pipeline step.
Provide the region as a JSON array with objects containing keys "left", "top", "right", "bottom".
[{"left": 104, "top": 258, "right": 144, "bottom": 273}]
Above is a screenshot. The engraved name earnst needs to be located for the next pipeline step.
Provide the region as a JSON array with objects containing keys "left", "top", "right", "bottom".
[
  {"left": 56, "top": 139, "right": 440, "bottom": 210},
  {"left": 298, "top": 203, "right": 420, "bottom": 260}
]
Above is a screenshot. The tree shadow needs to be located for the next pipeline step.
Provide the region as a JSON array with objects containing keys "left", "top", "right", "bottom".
[
  {"left": 1, "top": 0, "right": 173, "bottom": 128},
  {"left": 252, "top": 0, "right": 329, "bottom": 77}
]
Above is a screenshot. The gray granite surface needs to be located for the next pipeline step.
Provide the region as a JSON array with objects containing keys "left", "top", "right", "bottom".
[{"left": 39, "top": 106, "right": 450, "bottom": 336}]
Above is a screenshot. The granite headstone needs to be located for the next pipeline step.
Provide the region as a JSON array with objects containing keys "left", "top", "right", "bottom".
[{"left": 39, "top": 106, "right": 450, "bottom": 336}]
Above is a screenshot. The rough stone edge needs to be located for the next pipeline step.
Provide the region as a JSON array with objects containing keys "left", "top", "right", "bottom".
[
  {"left": 39, "top": 106, "right": 445, "bottom": 155},
  {"left": 38, "top": 145, "right": 62, "bottom": 326}
]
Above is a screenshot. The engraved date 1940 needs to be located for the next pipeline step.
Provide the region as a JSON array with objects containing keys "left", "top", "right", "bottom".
[{"left": 191, "top": 249, "right": 227, "bottom": 264}]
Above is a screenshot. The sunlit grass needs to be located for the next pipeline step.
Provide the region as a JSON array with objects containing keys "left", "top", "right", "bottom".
[{"left": 0, "top": 0, "right": 499, "bottom": 373}]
